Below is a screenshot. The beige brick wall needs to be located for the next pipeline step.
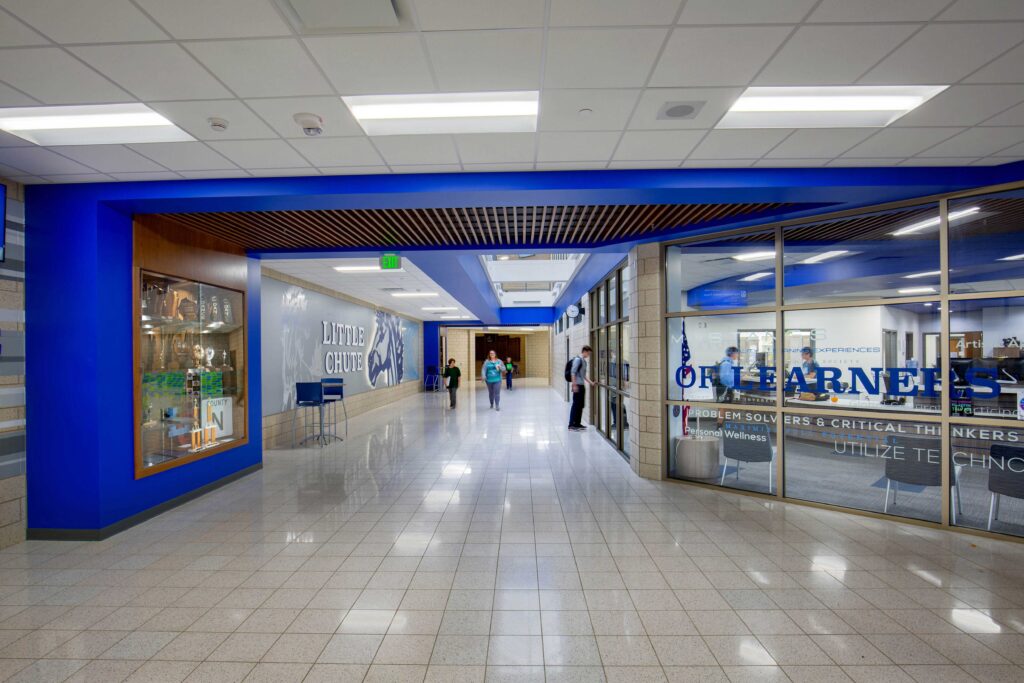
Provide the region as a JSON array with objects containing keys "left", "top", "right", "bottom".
[
  {"left": 0, "top": 476, "right": 24, "bottom": 548},
  {"left": 626, "top": 243, "right": 664, "bottom": 480},
  {"left": 0, "top": 178, "right": 24, "bottom": 549},
  {"left": 523, "top": 330, "right": 550, "bottom": 380},
  {"left": 550, "top": 306, "right": 592, "bottom": 419}
]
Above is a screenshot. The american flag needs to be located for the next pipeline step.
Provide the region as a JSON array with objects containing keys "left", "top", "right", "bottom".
[{"left": 680, "top": 319, "right": 692, "bottom": 436}]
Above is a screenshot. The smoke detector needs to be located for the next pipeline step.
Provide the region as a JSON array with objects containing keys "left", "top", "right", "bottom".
[{"left": 207, "top": 117, "right": 229, "bottom": 132}]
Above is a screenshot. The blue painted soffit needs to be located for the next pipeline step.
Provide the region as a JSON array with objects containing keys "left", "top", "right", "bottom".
[{"left": 407, "top": 252, "right": 502, "bottom": 324}]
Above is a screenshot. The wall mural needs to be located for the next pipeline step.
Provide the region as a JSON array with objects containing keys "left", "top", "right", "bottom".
[{"left": 261, "top": 276, "right": 421, "bottom": 415}]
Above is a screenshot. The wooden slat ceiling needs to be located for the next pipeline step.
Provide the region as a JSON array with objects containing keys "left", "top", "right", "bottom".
[{"left": 155, "top": 202, "right": 800, "bottom": 250}]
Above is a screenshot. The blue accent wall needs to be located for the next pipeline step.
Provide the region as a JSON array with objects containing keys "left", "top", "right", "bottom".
[
  {"left": 423, "top": 321, "right": 441, "bottom": 374},
  {"left": 22, "top": 162, "right": 1024, "bottom": 532}
]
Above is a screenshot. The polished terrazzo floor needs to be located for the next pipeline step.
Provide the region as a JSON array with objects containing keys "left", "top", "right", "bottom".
[{"left": 2, "top": 386, "right": 1024, "bottom": 682}]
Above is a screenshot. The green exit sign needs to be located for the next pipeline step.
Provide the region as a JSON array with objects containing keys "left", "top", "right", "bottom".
[{"left": 379, "top": 253, "right": 402, "bottom": 270}]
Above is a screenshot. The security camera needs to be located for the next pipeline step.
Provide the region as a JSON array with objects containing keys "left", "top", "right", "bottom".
[{"left": 293, "top": 113, "right": 323, "bottom": 137}]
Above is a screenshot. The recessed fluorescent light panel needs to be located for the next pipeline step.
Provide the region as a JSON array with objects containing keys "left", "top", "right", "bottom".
[
  {"left": 733, "top": 250, "right": 776, "bottom": 262},
  {"left": 718, "top": 85, "right": 947, "bottom": 129},
  {"left": 890, "top": 206, "right": 980, "bottom": 236},
  {"left": 334, "top": 265, "right": 382, "bottom": 272},
  {"left": 422, "top": 306, "right": 457, "bottom": 311},
  {"left": 903, "top": 270, "right": 941, "bottom": 279},
  {"left": 999, "top": 253, "right": 1024, "bottom": 261},
  {"left": 799, "top": 250, "right": 848, "bottom": 264},
  {"left": 898, "top": 286, "right": 936, "bottom": 294},
  {"left": 342, "top": 91, "right": 539, "bottom": 135},
  {"left": 0, "top": 103, "right": 193, "bottom": 145},
  {"left": 391, "top": 292, "right": 438, "bottom": 298},
  {"left": 739, "top": 272, "right": 773, "bottom": 282}
]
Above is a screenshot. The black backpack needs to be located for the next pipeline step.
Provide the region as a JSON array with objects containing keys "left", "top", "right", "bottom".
[{"left": 564, "top": 356, "right": 579, "bottom": 382}]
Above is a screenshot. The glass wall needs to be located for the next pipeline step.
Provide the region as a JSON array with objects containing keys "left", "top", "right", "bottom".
[
  {"left": 664, "top": 184, "right": 1024, "bottom": 539},
  {"left": 591, "top": 262, "right": 630, "bottom": 458}
]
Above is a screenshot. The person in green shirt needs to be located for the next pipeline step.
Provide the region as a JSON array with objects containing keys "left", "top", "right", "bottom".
[
  {"left": 443, "top": 358, "right": 461, "bottom": 409},
  {"left": 505, "top": 357, "right": 514, "bottom": 391},
  {"left": 482, "top": 349, "right": 505, "bottom": 410}
]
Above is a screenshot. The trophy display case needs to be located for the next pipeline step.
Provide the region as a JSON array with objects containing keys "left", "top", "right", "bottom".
[{"left": 137, "top": 270, "right": 246, "bottom": 475}]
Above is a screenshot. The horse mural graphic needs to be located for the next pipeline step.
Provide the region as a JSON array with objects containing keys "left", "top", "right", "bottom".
[{"left": 367, "top": 310, "right": 404, "bottom": 387}]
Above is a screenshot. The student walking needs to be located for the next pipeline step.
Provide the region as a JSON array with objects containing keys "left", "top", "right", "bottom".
[
  {"left": 568, "top": 345, "right": 594, "bottom": 431},
  {"left": 443, "top": 358, "right": 461, "bottom": 409},
  {"left": 482, "top": 350, "right": 505, "bottom": 410},
  {"left": 505, "top": 357, "right": 514, "bottom": 390}
]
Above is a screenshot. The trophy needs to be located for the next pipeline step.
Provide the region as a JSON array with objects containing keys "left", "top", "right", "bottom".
[
  {"left": 205, "top": 347, "right": 215, "bottom": 368},
  {"left": 192, "top": 344, "right": 205, "bottom": 368}
]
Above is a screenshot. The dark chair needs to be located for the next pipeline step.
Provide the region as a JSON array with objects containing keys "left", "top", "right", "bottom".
[
  {"left": 321, "top": 378, "right": 346, "bottom": 443},
  {"left": 425, "top": 365, "right": 442, "bottom": 391},
  {"left": 987, "top": 444, "right": 1024, "bottom": 530},
  {"left": 883, "top": 438, "right": 941, "bottom": 514},
  {"left": 293, "top": 382, "right": 325, "bottom": 447},
  {"left": 720, "top": 423, "right": 776, "bottom": 493}
]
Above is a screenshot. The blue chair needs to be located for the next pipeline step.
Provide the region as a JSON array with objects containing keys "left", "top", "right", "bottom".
[
  {"left": 293, "top": 382, "right": 326, "bottom": 447},
  {"left": 321, "top": 378, "right": 347, "bottom": 442},
  {"left": 425, "top": 365, "right": 442, "bottom": 392}
]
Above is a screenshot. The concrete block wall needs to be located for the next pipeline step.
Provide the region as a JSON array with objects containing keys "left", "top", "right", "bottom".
[
  {"left": 0, "top": 179, "right": 25, "bottom": 549},
  {"left": 523, "top": 330, "right": 551, "bottom": 381},
  {"left": 626, "top": 243, "right": 664, "bottom": 480}
]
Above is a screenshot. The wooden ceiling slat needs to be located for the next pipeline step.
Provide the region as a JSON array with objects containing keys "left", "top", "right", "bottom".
[{"left": 151, "top": 201, "right": 805, "bottom": 250}]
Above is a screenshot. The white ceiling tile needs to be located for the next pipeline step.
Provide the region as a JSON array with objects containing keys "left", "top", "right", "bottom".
[
  {"left": 0, "top": 130, "right": 32, "bottom": 147},
  {"left": 627, "top": 88, "right": 740, "bottom": 130},
  {"left": 247, "top": 167, "right": 319, "bottom": 177},
  {"left": 898, "top": 157, "right": 978, "bottom": 166},
  {"left": 689, "top": 129, "right": 791, "bottom": 159},
  {"left": 680, "top": 159, "right": 756, "bottom": 168},
  {"left": 826, "top": 157, "right": 903, "bottom": 166},
  {"left": 207, "top": 139, "right": 311, "bottom": 168},
  {"left": 148, "top": 100, "right": 278, "bottom": 140},
  {"left": 917, "top": 126, "right": 1024, "bottom": 157},
  {"left": 544, "top": 28, "right": 667, "bottom": 88},
  {"left": 305, "top": 34, "right": 435, "bottom": 95},
  {"left": 425, "top": 30, "right": 542, "bottom": 91},
  {"left": 993, "top": 140, "right": 1024, "bottom": 156},
  {"left": 129, "top": 141, "right": 238, "bottom": 170},
  {"left": 537, "top": 131, "right": 619, "bottom": 162},
  {"left": 973, "top": 156, "right": 1024, "bottom": 165},
  {"left": 454, "top": 134, "right": 536, "bottom": 164},
  {"left": 861, "top": 23, "right": 1024, "bottom": 85},
  {"left": 613, "top": 130, "right": 703, "bottom": 161},
  {"left": 288, "top": 136, "right": 383, "bottom": 166},
  {"left": 809, "top": 0, "right": 949, "bottom": 22},
  {"left": 373, "top": 135, "right": 459, "bottom": 165},
  {"left": 754, "top": 159, "right": 829, "bottom": 167},
  {"left": 764, "top": 129, "right": 875, "bottom": 159},
  {"left": 187, "top": 39, "right": 333, "bottom": 98},
  {"left": 0, "top": 10, "right": 46, "bottom": 46},
  {"left": 0, "top": 146, "right": 99, "bottom": 174},
  {"left": 0, "top": 82, "right": 37, "bottom": 107},
  {"left": 71, "top": 44, "right": 231, "bottom": 101},
  {"left": 319, "top": 166, "right": 391, "bottom": 175},
  {"left": 985, "top": 101, "right": 1024, "bottom": 126},
  {"left": 940, "top": 0, "right": 1024, "bottom": 20},
  {"left": 966, "top": 43, "right": 1024, "bottom": 84},
  {"left": 390, "top": 164, "right": 462, "bottom": 173},
  {"left": 412, "top": 0, "right": 545, "bottom": 30},
  {"left": 108, "top": 171, "right": 183, "bottom": 181},
  {"left": 535, "top": 161, "right": 608, "bottom": 170},
  {"left": 539, "top": 89, "right": 640, "bottom": 131},
  {"left": 895, "top": 85, "right": 1024, "bottom": 127},
  {"left": 651, "top": 27, "right": 792, "bottom": 87},
  {"left": 843, "top": 127, "right": 964, "bottom": 158},
  {"left": 38, "top": 174, "right": 106, "bottom": 183},
  {"left": 246, "top": 97, "right": 364, "bottom": 138},
  {"left": 679, "top": 0, "right": 816, "bottom": 24},
  {"left": 550, "top": 0, "right": 682, "bottom": 26},
  {"left": 134, "top": 0, "right": 291, "bottom": 39},
  {"left": 755, "top": 24, "right": 917, "bottom": 86},
  {"left": 606, "top": 160, "right": 680, "bottom": 169},
  {"left": 48, "top": 145, "right": 166, "bottom": 173},
  {"left": 177, "top": 169, "right": 250, "bottom": 179},
  {"left": 462, "top": 163, "right": 535, "bottom": 172},
  {"left": 0, "top": 47, "right": 128, "bottom": 103},
  {"left": 0, "top": 0, "right": 167, "bottom": 43}
]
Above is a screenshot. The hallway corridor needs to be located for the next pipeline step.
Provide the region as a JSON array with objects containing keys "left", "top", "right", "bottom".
[{"left": 2, "top": 387, "right": 1024, "bottom": 682}]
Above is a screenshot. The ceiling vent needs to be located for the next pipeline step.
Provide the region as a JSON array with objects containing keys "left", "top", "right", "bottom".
[
  {"left": 380, "top": 287, "right": 405, "bottom": 292},
  {"left": 276, "top": 0, "right": 402, "bottom": 33},
  {"left": 657, "top": 101, "right": 705, "bottom": 121},
  {"left": 514, "top": 300, "right": 542, "bottom": 305}
]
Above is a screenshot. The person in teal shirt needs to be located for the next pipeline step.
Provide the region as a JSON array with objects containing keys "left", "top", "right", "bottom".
[{"left": 482, "top": 349, "right": 505, "bottom": 411}]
